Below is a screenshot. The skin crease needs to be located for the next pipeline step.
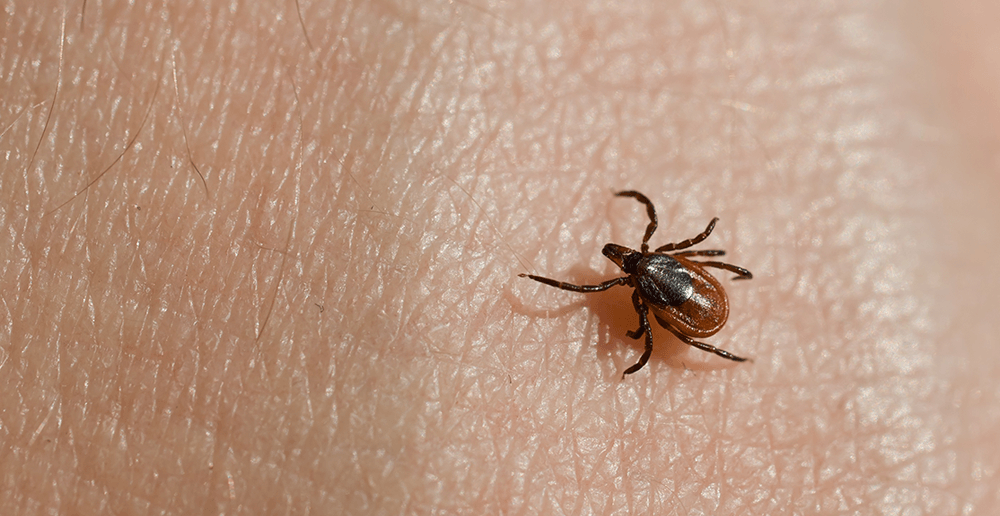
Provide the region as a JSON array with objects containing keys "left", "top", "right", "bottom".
[{"left": 2, "top": 0, "right": 1000, "bottom": 514}]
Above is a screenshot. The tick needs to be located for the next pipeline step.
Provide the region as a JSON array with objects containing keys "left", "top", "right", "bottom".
[{"left": 520, "top": 190, "right": 753, "bottom": 378}]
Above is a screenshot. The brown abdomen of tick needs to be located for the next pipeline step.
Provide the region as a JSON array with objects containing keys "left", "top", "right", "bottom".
[{"left": 646, "top": 256, "right": 729, "bottom": 338}]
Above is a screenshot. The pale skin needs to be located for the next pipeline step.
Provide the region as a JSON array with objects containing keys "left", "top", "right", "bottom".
[{"left": 2, "top": 0, "right": 1000, "bottom": 514}]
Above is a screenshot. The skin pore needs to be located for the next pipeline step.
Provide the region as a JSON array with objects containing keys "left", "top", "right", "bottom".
[{"left": 3, "top": 0, "right": 1000, "bottom": 513}]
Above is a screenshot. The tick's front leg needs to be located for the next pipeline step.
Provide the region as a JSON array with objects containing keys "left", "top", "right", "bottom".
[{"left": 519, "top": 274, "right": 628, "bottom": 292}]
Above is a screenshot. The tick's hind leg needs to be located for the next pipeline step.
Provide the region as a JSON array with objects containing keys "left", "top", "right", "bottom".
[
  {"left": 519, "top": 274, "right": 628, "bottom": 292},
  {"left": 659, "top": 322, "right": 750, "bottom": 362},
  {"left": 615, "top": 190, "right": 658, "bottom": 252},
  {"left": 622, "top": 290, "right": 655, "bottom": 378},
  {"left": 695, "top": 261, "right": 753, "bottom": 280}
]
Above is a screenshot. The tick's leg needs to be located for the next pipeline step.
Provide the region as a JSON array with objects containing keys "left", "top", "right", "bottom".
[
  {"left": 622, "top": 290, "right": 655, "bottom": 378},
  {"left": 672, "top": 249, "right": 725, "bottom": 257},
  {"left": 695, "top": 261, "right": 753, "bottom": 280},
  {"left": 519, "top": 274, "right": 629, "bottom": 292},
  {"left": 663, "top": 325, "right": 750, "bottom": 362},
  {"left": 625, "top": 290, "right": 645, "bottom": 339},
  {"left": 615, "top": 190, "right": 657, "bottom": 253},
  {"left": 622, "top": 291, "right": 649, "bottom": 338},
  {"left": 655, "top": 217, "right": 718, "bottom": 253}
]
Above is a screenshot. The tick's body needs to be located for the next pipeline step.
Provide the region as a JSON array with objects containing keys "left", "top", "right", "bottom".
[
  {"left": 520, "top": 190, "right": 752, "bottom": 377},
  {"left": 636, "top": 254, "right": 728, "bottom": 338}
]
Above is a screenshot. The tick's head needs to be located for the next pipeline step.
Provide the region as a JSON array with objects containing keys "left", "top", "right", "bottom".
[{"left": 602, "top": 243, "right": 641, "bottom": 274}]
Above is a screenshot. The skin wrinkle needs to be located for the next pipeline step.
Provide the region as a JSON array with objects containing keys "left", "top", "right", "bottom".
[{"left": 2, "top": 0, "right": 1000, "bottom": 514}]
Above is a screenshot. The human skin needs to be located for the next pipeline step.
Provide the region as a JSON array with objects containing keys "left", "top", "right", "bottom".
[{"left": 2, "top": 0, "right": 1000, "bottom": 514}]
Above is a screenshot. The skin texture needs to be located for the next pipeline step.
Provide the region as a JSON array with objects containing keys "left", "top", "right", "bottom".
[{"left": 2, "top": 0, "right": 1000, "bottom": 514}]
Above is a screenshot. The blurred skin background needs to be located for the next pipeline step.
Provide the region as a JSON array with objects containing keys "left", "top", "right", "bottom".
[{"left": 2, "top": 0, "right": 999, "bottom": 514}]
